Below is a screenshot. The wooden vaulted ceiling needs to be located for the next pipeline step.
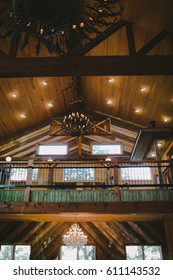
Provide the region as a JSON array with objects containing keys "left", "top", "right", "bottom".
[
  {"left": 0, "top": 0, "right": 173, "bottom": 153},
  {"left": 0, "top": 221, "right": 168, "bottom": 260}
]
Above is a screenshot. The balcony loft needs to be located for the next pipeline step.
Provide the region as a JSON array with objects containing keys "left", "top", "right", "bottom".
[{"left": 0, "top": 159, "right": 173, "bottom": 222}]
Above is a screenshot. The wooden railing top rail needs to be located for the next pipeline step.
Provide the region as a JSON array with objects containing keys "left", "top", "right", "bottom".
[{"left": 0, "top": 158, "right": 173, "bottom": 165}]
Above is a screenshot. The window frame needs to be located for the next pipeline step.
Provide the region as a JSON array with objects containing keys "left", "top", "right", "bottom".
[
  {"left": 91, "top": 142, "right": 122, "bottom": 155},
  {"left": 0, "top": 244, "right": 31, "bottom": 260},
  {"left": 60, "top": 245, "right": 96, "bottom": 260},
  {"left": 10, "top": 167, "right": 38, "bottom": 182},
  {"left": 120, "top": 166, "right": 153, "bottom": 182},
  {"left": 125, "top": 244, "right": 163, "bottom": 260}
]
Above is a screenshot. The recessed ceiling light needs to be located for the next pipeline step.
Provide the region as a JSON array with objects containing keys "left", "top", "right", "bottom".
[
  {"left": 108, "top": 78, "right": 114, "bottom": 83},
  {"left": 140, "top": 87, "right": 146, "bottom": 92},
  {"left": 157, "top": 142, "right": 162, "bottom": 147},
  {"left": 11, "top": 92, "right": 17, "bottom": 98},
  {"left": 163, "top": 117, "right": 169, "bottom": 122},
  {"left": 107, "top": 100, "right": 112, "bottom": 105},
  {"left": 135, "top": 108, "right": 141, "bottom": 113},
  {"left": 48, "top": 103, "right": 53, "bottom": 107},
  {"left": 20, "top": 114, "right": 26, "bottom": 118},
  {"left": 42, "top": 81, "right": 47, "bottom": 86}
]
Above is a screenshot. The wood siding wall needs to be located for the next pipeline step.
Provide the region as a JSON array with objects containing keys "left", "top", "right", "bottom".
[{"left": 1, "top": 189, "right": 173, "bottom": 203}]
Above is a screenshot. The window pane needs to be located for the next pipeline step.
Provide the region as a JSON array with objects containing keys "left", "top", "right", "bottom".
[
  {"left": 60, "top": 246, "right": 77, "bottom": 260},
  {"left": 38, "top": 144, "right": 67, "bottom": 155},
  {"left": 11, "top": 168, "right": 27, "bottom": 181},
  {"left": 121, "top": 167, "right": 152, "bottom": 181},
  {"left": 78, "top": 246, "right": 95, "bottom": 260},
  {"left": 0, "top": 245, "right": 13, "bottom": 260},
  {"left": 144, "top": 246, "right": 162, "bottom": 260},
  {"left": 60, "top": 246, "right": 95, "bottom": 260},
  {"left": 92, "top": 144, "right": 121, "bottom": 155},
  {"left": 126, "top": 245, "right": 163, "bottom": 260},
  {"left": 14, "top": 245, "right": 31, "bottom": 260},
  {"left": 126, "top": 246, "right": 143, "bottom": 260},
  {"left": 64, "top": 168, "right": 95, "bottom": 181},
  {"left": 10, "top": 168, "right": 38, "bottom": 181}
]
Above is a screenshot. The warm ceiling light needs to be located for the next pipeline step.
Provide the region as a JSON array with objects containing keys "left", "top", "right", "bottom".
[
  {"left": 163, "top": 117, "right": 169, "bottom": 122},
  {"left": 108, "top": 78, "right": 115, "bottom": 83},
  {"left": 151, "top": 153, "right": 156, "bottom": 157},
  {"left": 140, "top": 87, "right": 146, "bottom": 92},
  {"left": 157, "top": 142, "right": 162, "bottom": 147},
  {"left": 20, "top": 114, "right": 26, "bottom": 118},
  {"left": 11, "top": 92, "right": 17, "bottom": 98},
  {"left": 107, "top": 100, "right": 112, "bottom": 105},
  {"left": 135, "top": 108, "right": 141, "bottom": 113},
  {"left": 48, "top": 103, "right": 53, "bottom": 107},
  {"left": 42, "top": 81, "right": 47, "bottom": 86}
]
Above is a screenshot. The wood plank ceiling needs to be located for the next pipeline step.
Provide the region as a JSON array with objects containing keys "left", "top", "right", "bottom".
[{"left": 0, "top": 0, "right": 173, "bottom": 153}]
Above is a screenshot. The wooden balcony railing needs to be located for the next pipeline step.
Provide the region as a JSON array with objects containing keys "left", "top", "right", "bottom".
[{"left": 0, "top": 159, "right": 172, "bottom": 203}]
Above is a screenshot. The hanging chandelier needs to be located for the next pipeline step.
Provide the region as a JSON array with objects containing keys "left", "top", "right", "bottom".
[
  {"left": 62, "top": 112, "right": 90, "bottom": 137},
  {"left": 0, "top": 0, "right": 123, "bottom": 56},
  {"left": 63, "top": 223, "right": 88, "bottom": 247}
]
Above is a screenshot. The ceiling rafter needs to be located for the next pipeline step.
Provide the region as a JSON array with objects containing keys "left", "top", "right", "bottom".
[
  {"left": 1, "top": 55, "right": 173, "bottom": 77},
  {"left": 125, "top": 22, "right": 136, "bottom": 55},
  {"left": 73, "top": 20, "right": 127, "bottom": 56},
  {"left": 137, "top": 30, "right": 170, "bottom": 55}
]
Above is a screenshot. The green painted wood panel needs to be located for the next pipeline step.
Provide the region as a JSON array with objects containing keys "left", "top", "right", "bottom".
[
  {"left": 1, "top": 189, "right": 173, "bottom": 203},
  {"left": 30, "top": 189, "right": 115, "bottom": 202},
  {"left": 0, "top": 190, "right": 25, "bottom": 202},
  {"left": 120, "top": 189, "right": 173, "bottom": 201}
]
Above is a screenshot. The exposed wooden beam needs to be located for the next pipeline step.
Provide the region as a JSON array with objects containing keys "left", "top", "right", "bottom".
[
  {"left": 73, "top": 20, "right": 127, "bottom": 56},
  {"left": 78, "top": 136, "right": 82, "bottom": 155},
  {"left": 84, "top": 108, "right": 144, "bottom": 132},
  {"left": 168, "top": 32, "right": 173, "bottom": 54},
  {"left": 0, "top": 201, "right": 173, "bottom": 217},
  {"left": 1, "top": 55, "right": 173, "bottom": 77},
  {"left": 126, "top": 22, "right": 136, "bottom": 55},
  {"left": 9, "top": 35, "right": 21, "bottom": 58},
  {"left": 137, "top": 31, "right": 168, "bottom": 55}
]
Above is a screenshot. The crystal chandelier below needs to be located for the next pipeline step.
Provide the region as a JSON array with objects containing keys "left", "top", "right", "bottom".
[{"left": 63, "top": 223, "right": 88, "bottom": 246}]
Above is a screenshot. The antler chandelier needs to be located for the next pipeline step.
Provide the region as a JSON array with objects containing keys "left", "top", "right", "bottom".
[
  {"left": 63, "top": 223, "right": 88, "bottom": 247},
  {"left": 0, "top": 0, "right": 123, "bottom": 55},
  {"left": 62, "top": 112, "right": 89, "bottom": 137}
]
